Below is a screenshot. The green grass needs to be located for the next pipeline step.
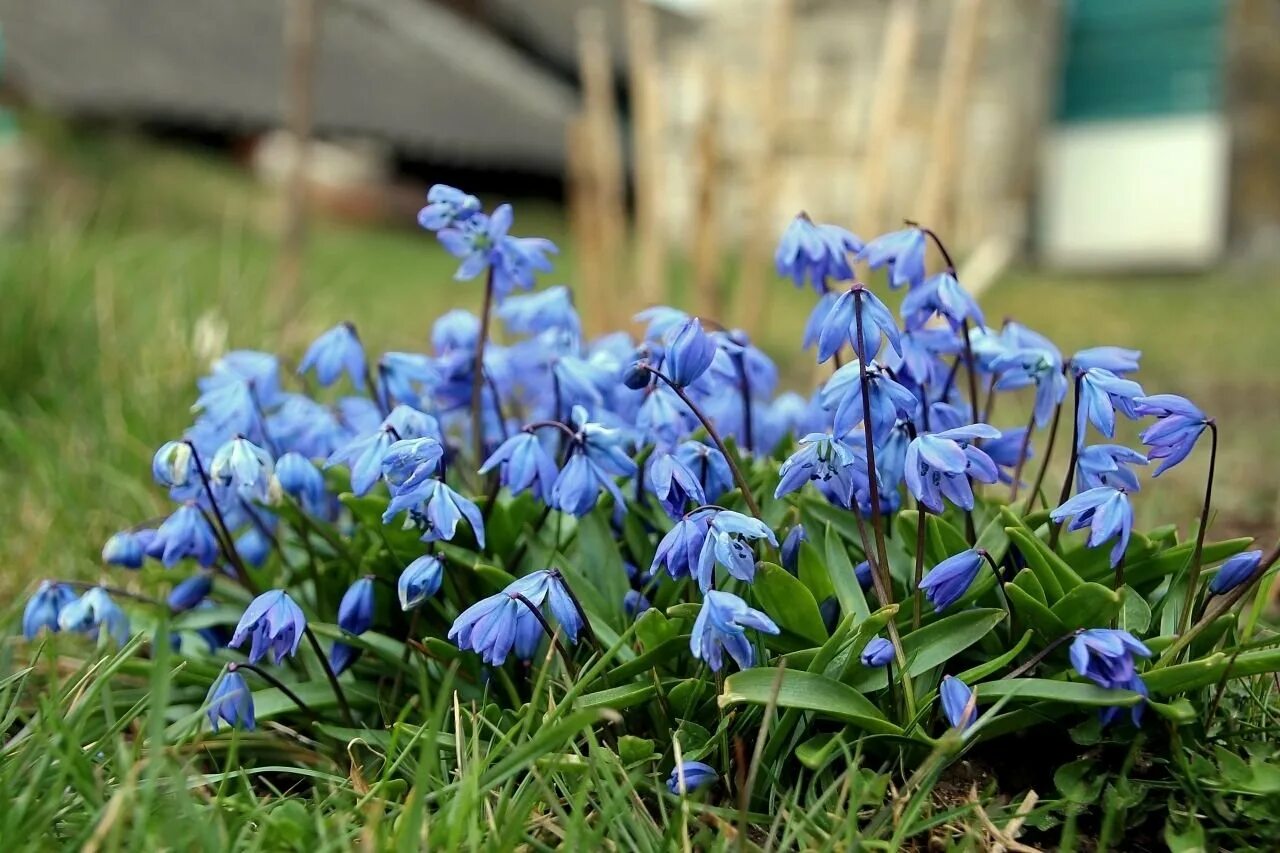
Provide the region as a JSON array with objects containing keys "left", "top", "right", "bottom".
[{"left": 4, "top": 121, "right": 1280, "bottom": 849}]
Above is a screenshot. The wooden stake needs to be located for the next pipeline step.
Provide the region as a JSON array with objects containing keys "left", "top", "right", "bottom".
[
  {"left": 274, "top": 0, "right": 320, "bottom": 338},
  {"left": 576, "top": 8, "right": 627, "bottom": 333},
  {"left": 859, "top": 0, "right": 920, "bottom": 237},
  {"left": 913, "top": 0, "right": 983, "bottom": 238},
  {"left": 735, "top": 0, "right": 794, "bottom": 337},
  {"left": 626, "top": 0, "right": 668, "bottom": 310},
  {"left": 566, "top": 114, "right": 605, "bottom": 335}
]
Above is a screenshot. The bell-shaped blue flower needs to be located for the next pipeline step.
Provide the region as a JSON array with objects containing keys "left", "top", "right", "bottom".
[
  {"left": 272, "top": 451, "right": 329, "bottom": 516},
  {"left": 326, "top": 405, "right": 441, "bottom": 496},
  {"left": 497, "top": 285, "right": 580, "bottom": 338},
  {"left": 102, "top": 530, "right": 149, "bottom": 569},
  {"left": 168, "top": 573, "right": 213, "bottom": 613},
  {"left": 1209, "top": 550, "right": 1263, "bottom": 595},
  {"left": 399, "top": 555, "right": 444, "bottom": 610},
  {"left": 816, "top": 286, "right": 902, "bottom": 364},
  {"left": 1077, "top": 444, "right": 1147, "bottom": 492},
  {"left": 775, "top": 433, "right": 864, "bottom": 505},
  {"left": 651, "top": 512, "right": 712, "bottom": 585},
  {"left": 150, "top": 504, "right": 221, "bottom": 568},
  {"left": 774, "top": 213, "right": 862, "bottom": 292},
  {"left": 940, "top": 675, "right": 976, "bottom": 730},
  {"left": 448, "top": 569, "right": 581, "bottom": 665},
  {"left": 802, "top": 291, "right": 838, "bottom": 352},
  {"left": 152, "top": 440, "right": 201, "bottom": 501},
  {"left": 1133, "top": 394, "right": 1210, "bottom": 476},
  {"left": 698, "top": 511, "right": 778, "bottom": 588},
  {"left": 1050, "top": 486, "right": 1134, "bottom": 567},
  {"left": 992, "top": 346, "right": 1068, "bottom": 428},
  {"left": 825, "top": 360, "right": 918, "bottom": 440},
  {"left": 1076, "top": 368, "right": 1144, "bottom": 440},
  {"left": 378, "top": 351, "right": 438, "bottom": 410},
  {"left": 646, "top": 450, "right": 706, "bottom": 519},
  {"left": 381, "top": 436, "right": 444, "bottom": 494},
  {"left": 624, "top": 589, "right": 651, "bottom": 619},
  {"left": 210, "top": 436, "right": 274, "bottom": 502},
  {"left": 230, "top": 589, "right": 307, "bottom": 664},
  {"left": 338, "top": 577, "right": 375, "bottom": 635},
  {"left": 299, "top": 323, "right": 366, "bottom": 389},
  {"left": 858, "top": 227, "right": 927, "bottom": 290},
  {"left": 918, "top": 549, "right": 984, "bottom": 612},
  {"left": 690, "top": 590, "right": 780, "bottom": 672},
  {"left": 780, "top": 525, "right": 806, "bottom": 574},
  {"left": 58, "top": 587, "right": 130, "bottom": 646},
  {"left": 1071, "top": 346, "right": 1141, "bottom": 375},
  {"left": 1069, "top": 628, "right": 1150, "bottom": 725},
  {"left": 385, "top": 478, "right": 486, "bottom": 548},
  {"left": 205, "top": 666, "right": 256, "bottom": 732},
  {"left": 22, "top": 581, "right": 77, "bottom": 640},
  {"left": 675, "top": 441, "right": 734, "bottom": 502},
  {"left": 860, "top": 636, "right": 895, "bottom": 667},
  {"left": 480, "top": 431, "right": 560, "bottom": 502},
  {"left": 667, "top": 760, "right": 718, "bottom": 794},
  {"left": 417, "top": 183, "right": 481, "bottom": 231},
  {"left": 900, "top": 272, "right": 984, "bottom": 332},
  {"left": 664, "top": 318, "right": 716, "bottom": 387},
  {"left": 432, "top": 309, "right": 480, "bottom": 355},
  {"left": 904, "top": 425, "right": 1002, "bottom": 513}
]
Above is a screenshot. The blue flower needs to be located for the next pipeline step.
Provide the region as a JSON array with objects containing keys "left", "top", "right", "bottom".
[
  {"left": 417, "top": 184, "right": 481, "bottom": 231},
  {"left": 645, "top": 450, "right": 707, "bottom": 519},
  {"left": 651, "top": 512, "right": 712, "bottom": 585},
  {"left": 438, "top": 204, "right": 558, "bottom": 298},
  {"left": 338, "top": 577, "right": 375, "bottom": 635},
  {"left": 634, "top": 305, "right": 690, "bottom": 341},
  {"left": 150, "top": 504, "right": 221, "bottom": 568},
  {"left": 885, "top": 327, "right": 962, "bottom": 388},
  {"left": 399, "top": 555, "right": 444, "bottom": 610},
  {"left": 210, "top": 436, "right": 274, "bottom": 502},
  {"left": 272, "top": 452, "right": 329, "bottom": 516},
  {"left": 825, "top": 360, "right": 918, "bottom": 440},
  {"left": 381, "top": 437, "right": 444, "bottom": 494},
  {"left": 918, "top": 549, "right": 984, "bottom": 612},
  {"left": 200, "top": 351, "right": 282, "bottom": 407},
  {"left": 230, "top": 590, "right": 307, "bottom": 664},
  {"left": 900, "top": 272, "right": 984, "bottom": 331},
  {"left": 860, "top": 636, "right": 894, "bottom": 667},
  {"left": 152, "top": 440, "right": 201, "bottom": 501},
  {"left": 326, "top": 405, "right": 441, "bottom": 496},
  {"left": 982, "top": 428, "right": 1033, "bottom": 486},
  {"left": 664, "top": 318, "right": 716, "bottom": 386},
  {"left": 236, "top": 524, "right": 274, "bottom": 568},
  {"left": 992, "top": 346, "right": 1068, "bottom": 428},
  {"left": 299, "top": 323, "right": 366, "bottom": 389},
  {"left": 22, "top": 581, "right": 77, "bottom": 640},
  {"left": 774, "top": 213, "right": 862, "bottom": 291},
  {"left": 854, "top": 560, "right": 873, "bottom": 590},
  {"left": 1076, "top": 368, "right": 1144, "bottom": 440},
  {"left": 330, "top": 642, "right": 362, "bottom": 675},
  {"left": 449, "top": 570, "right": 581, "bottom": 664},
  {"left": 802, "top": 291, "right": 838, "bottom": 352},
  {"left": 168, "top": 573, "right": 213, "bottom": 613},
  {"left": 385, "top": 479, "right": 485, "bottom": 548},
  {"left": 58, "top": 587, "right": 130, "bottom": 646},
  {"left": 1209, "top": 550, "right": 1264, "bottom": 595},
  {"left": 858, "top": 227, "right": 927, "bottom": 290},
  {"left": 493, "top": 235, "right": 558, "bottom": 298},
  {"left": 701, "top": 511, "right": 778, "bottom": 587},
  {"left": 690, "top": 590, "right": 780, "bottom": 672},
  {"left": 193, "top": 380, "right": 261, "bottom": 439},
  {"left": 1070, "top": 628, "right": 1150, "bottom": 725},
  {"left": 775, "top": 433, "right": 864, "bottom": 505},
  {"left": 636, "top": 386, "right": 692, "bottom": 448},
  {"left": 667, "top": 760, "right": 718, "bottom": 794},
  {"left": 102, "top": 530, "right": 149, "bottom": 569},
  {"left": 551, "top": 453, "right": 628, "bottom": 516},
  {"left": 674, "top": 441, "right": 734, "bottom": 502},
  {"left": 432, "top": 309, "right": 480, "bottom": 354},
  {"left": 815, "top": 286, "right": 902, "bottom": 364},
  {"left": 940, "top": 675, "right": 976, "bottom": 730},
  {"left": 205, "top": 666, "right": 256, "bottom": 732},
  {"left": 1133, "top": 394, "right": 1210, "bottom": 476},
  {"left": 480, "top": 432, "right": 560, "bottom": 502},
  {"left": 497, "top": 285, "right": 580, "bottom": 338},
  {"left": 1077, "top": 444, "right": 1148, "bottom": 492},
  {"left": 781, "top": 525, "right": 806, "bottom": 574},
  {"left": 624, "top": 589, "right": 651, "bottom": 619},
  {"left": 904, "top": 425, "right": 1002, "bottom": 513},
  {"left": 1050, "top": 486, "right": 1134, "bottom": 567},
  {"left": 1071, "top": 346, "right": 1141, "bottom": 375},
  {"left": 378, "top": 352, "right": 438, "bottom": 409}
]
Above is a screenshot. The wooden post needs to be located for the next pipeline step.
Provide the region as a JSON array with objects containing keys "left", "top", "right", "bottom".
[
  {"left": 274, "top": 0, "right": 320, "bottom": 336},
  {"left": 690, "top": 64, "right": 723, "bottom": 321},
  {"left": 626, "top": 0, "right": 667, "bottom": 309},
  {"left": 576, "top": 8, "right": 627, "bottom": 333},
  {"left": 859, "top": 0, "right": 920, "bottom": 237},
  {"left": 566, "top": 115, "right": 605, "bottom": 336},
  {"left": 735, "top": 0, "right": 793, "bottom": 337},
  {"left": 913, "top": 0, "right": 983, "bottom": 239}
]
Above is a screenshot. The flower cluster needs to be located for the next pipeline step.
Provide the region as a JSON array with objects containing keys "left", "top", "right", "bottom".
[{"left": 19, "top": 185, "right": 1276, "bottom": 793}]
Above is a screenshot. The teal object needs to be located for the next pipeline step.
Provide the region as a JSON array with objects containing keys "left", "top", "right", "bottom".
[{"left": 1057, "top": 0, "right": 1225, "bottom": 122}]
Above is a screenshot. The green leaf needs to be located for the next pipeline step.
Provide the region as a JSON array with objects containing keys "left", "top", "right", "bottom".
[
  {"left": 955, "top": 630, "right": 1033, "bottom": 685},
  {"left": 1145, "top": 647, "right": 1280, "bottom": 695},
  {"left": 608, "top": 636, "right": 689, "bottom": 682},
  {"left": 1005, "top": 524, "right": 1083, "bottom": 598},
  {"left": 577, "top": 682, "right": 659, "bottom": 711},
  {"left": 797, "top": 539, "right": 835, "bottom": 604},
  {"left": 1104, "top": 536, "right": 1252, "bottom": 589},
  {"left": 974, "top": 678, "right": 1142, "bottom": 708},
  {"left": 1011, "top": 567, "right": 1047, "bottom": 604},
  {"left": 1050, "top": 582, "right": 1123, "bottom": 631},
  {"left": 1055, "top": 759, "right": 1106, "bottom": 804},
  {"left": 571, "top": 510, "right": 629, "bottom": 622},
  {"left": 801, "top": 495, "right": 865, "bottom": 551},
  {"left": 824, "top": 523, "right": 869, "bottom": 621},
  {"left": 720, "top": 668, "right": 905, "bottom": 737},
  {"left": 1119, "top": 585, "right": 1152, "bottom": 635},
  {"left": 848, "top": 608, "right": 1005, "bottom": 692},
  {"left": 617, "top": 736, "right": 657, "bottom": 766},
  {"left": 634, "top": 607, "right": 677, "bottom": 653},
  {"left": 754, "top": 562, "right": 827, "bottom": 644},
  {"left": 1005, "top": 582, "right": 1068, "bottom": 641},
  {"left": 473, "top": 563, "right": 518, "bottom": 592}
]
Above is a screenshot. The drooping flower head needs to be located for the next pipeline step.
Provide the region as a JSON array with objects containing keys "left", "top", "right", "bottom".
[
  {"left": 857, "top": 227, "right": 927, "bottom": 290},
  {"left": 480, "top": 431, "right": 559, "bottom": 502},
  {"left": 904, "top": 425, "right": 1002, "bottom": 513},
  {"left": 918, "top": 549, "right": 985, "bottom": 612},
  {"left": 299, "top": 323, "right": 366, "bottom": 390},
  {"left": 1077, "top": 444, "right": 1148, "bottom": 492},
  {"left": 774, "top": 213, "right": 862, "bottom": 292},
  {"left": 667, "top": 760, "right": 718, "bottom": 795},
  {"left": 860, "top": 636, "right": 894, "bottom": 668},
  {"left": 663, "top": 317, "right": 716, "bottom": 387},
  {"left": 338, "top": 577, "right": 376, "bottom": 636},
  {"left": 149, "top": 504, "right": 221, "bottom": 568},
  {"left": 417, "top": 183, "right": 482, "bottom": 231},
  {"left": 900, "top": 272, "right": 984, "bottom": 331},
  {"left": 168, "top": 573, "right": 214, "bottom": 613},
  {"left": 1133, "top": 394, "right": 1210, "bottom": 476},
  {"left": 58, "top": 587, "right": 130, "bottom": 646},
  {"left": 645, "top": 450, "right": 707, "bottom": 519},
  {"left": 815, "top": 285, "right": 902, "bottom": 364},
  {"left": 210, "top": 436, "right": 274, "bottom": 502},
  {"left": 690, "top": 590, "right": 780, "bottom": 672},
  {"left": 1050, "top": 486, "right": 1134, "bottom": 567},
  {"left": 448, "top": 569, "right": 582, "bottom": 664},
  {"left": 399, "top": 555, "right": 444, "bottom": 610},
  {"left": 22, "top": 581, "right": 78, "bottom": 640},
  {"left": 1209, "top": 550, "right": 1264, "bottom": 595},
  {"left": 823, "top": 359, "right": 918, "bottom": 440},
  {"left": 102, "top": 530, "right": 150, "bottom": 569},
  {"left": 272, "top": 452, "right": 329, "bottom": 516},
  {"left": 205, "top": 666, "right": 256, "bottom": 732},
  {"left": 229, "top": 590, "right": 307, "bottom": 664},
  {"left": 775, "top": 432, "right": 865, "bottom": 508},
  {"left": 674, "top": 441, "right": 734, "bottom": 503},
  {"left": 940, "top": 675, "right": 976, "bottom": 730},
  {"left": 384, "top": 478, "right": 485, "bottom": 548},
  {"left": 1076, "top": 368, "right": 1145, "bottom": 440},
  {"left": 1070, "top": 628, "right": 1151, "bottom": 725},
  {"left": 381, "top": 437, "right": 444, "bottom": 494}
]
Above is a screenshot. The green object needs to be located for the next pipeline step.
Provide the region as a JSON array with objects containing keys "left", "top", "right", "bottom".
[{"left": 1057, "top": 0, "right": 1225, "bottom": 122}]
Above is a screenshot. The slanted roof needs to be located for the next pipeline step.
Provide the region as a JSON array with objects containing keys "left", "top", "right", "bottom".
[{"left": 0, "top": 0, "right": 578, "bottom": 172}]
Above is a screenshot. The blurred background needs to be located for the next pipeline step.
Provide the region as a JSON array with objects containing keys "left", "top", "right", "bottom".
[{"left": 0, "top": 0, "right": 1278, "bottom": 592}]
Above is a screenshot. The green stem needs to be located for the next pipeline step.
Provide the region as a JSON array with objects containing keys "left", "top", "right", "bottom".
[
  {"left": 303, "top": 626, "right": 355, "bottom": 726},
  {"left": 1047, "top": 374, "right": 1082, "bottom": 550}
]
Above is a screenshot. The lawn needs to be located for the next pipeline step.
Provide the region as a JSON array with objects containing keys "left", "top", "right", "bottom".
[{"left": 3, "top": 122, "right": 1280, "bottom": 849}]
